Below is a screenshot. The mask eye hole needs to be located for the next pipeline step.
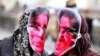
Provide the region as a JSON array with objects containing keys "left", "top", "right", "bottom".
[
  {"left": 29, "top": 22, "right": 39, "bottom": 30},
  {"left": 43, "top": 25, "right": 47, "bottom": 30},
  {"left": 64, "top": 27, "right": 78, "bottom": 35}
]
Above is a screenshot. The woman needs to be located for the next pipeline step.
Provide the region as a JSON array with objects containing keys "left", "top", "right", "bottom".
[
  {"left": 50, "top": 8, "right": 100, "bottom": 56},
  {"left": 0, "top": 7, "right": 50, "bottom": 56}
]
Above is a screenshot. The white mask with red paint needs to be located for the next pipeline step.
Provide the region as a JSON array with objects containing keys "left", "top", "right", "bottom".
[
  {"left": 27, "top": 11, "right": 49, "bottom": 54},
  {"left": 54, "top": 8, "right": 82, "bottom": 56}
]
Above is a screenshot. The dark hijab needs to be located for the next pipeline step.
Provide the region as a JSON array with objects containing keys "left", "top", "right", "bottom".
[{"left": 13, "top": 7, "right": 49, "bottom": 56}]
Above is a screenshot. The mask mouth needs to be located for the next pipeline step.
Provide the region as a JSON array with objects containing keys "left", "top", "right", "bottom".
[{"left": 55, "top": 8, "right": 82, "bottom": 56}]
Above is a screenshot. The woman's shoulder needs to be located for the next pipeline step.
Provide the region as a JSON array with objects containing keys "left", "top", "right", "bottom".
[
  {"left": 1, "top": 36, "right": 14, "bottom": 44},
  {"left": 0, "top": 36, "right": 14, "bottom": 56},
  {"left": 84, "top": 49, "right": 100, "bottom": 56},
  {"left": 0, "top": 36, "right": 14, "bottom": 50}
]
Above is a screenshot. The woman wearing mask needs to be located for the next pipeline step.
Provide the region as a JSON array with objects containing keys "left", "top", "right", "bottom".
[
  {"left": 50, "top": 8, "right": 100, "bottom": 56},
  {"left": 0, "top": 7, "right": 50, "bottom": 56}
]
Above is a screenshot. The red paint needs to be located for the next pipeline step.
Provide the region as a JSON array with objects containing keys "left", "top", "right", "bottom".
[
  {"left": 37, "top": 12, "right": 48, "bottom": 26},
  {"left": 54, "top": 15, "right": 74, "bottom": 56},
  {"left": 60, "top": 16, "right": 71, "bottom": 27},
  {"left": 27, "top": 12, "right": 48, "bottom": 53}
]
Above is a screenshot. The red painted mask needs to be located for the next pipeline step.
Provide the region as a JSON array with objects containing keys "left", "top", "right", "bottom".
[
  {"left": 54, "top": 15, "right": 77, "bottom": 56},
  {"left": 27, "top": 12, "right": 48, "bottom": 53}
]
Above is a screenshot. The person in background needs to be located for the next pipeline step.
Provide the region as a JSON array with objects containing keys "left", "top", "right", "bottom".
[
  {"left": 66, "top": 0, "right": 76, "bottom": 8},
  {"left": 50, "top": 8, "right": 100, "bottom": 56},
  {"left": 66, "top": 0, "right": 78, "bottom": 12},
  {"left": 0, "top": 7, "right": 50, "bottom": 56}
]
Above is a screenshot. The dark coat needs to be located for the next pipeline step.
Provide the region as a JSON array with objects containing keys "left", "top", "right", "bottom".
[{"left": 0, "top": 37, "right": 14, "bottom": 56}]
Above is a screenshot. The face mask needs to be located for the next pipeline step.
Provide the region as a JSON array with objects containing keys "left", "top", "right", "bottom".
[
  {"left": 27, "top": 12, "right": 48, "bottom": 53},
  {"left": 54, "top": 14, "right": 81, "bottom": 56}
]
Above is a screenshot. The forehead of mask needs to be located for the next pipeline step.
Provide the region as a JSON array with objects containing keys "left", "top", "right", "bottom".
[
  {"left": 36, "top": 12, "right": 48, "bottom": 26},
  {"left": 59, "top": 14, "right": 79, "bottom": 32},
  {"left": 60, "top": 15, "right": 72, "bottom": 28},
  {"left": 29, "top": 12, "right": 48, "bottom": 28}
]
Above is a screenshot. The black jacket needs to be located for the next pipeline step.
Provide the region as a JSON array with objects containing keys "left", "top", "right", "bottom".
[{"left": 0, "top": 37, "right": 14, "bottom": 56}]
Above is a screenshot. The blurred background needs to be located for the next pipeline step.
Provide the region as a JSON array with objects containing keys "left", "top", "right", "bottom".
[{"left": 0, "top": 0, "right": 100, "bottom": 54}]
